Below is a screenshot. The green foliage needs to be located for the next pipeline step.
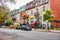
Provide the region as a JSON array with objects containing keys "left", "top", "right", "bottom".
[
  {"left": 0, "top": 13, "right": 3, "bottom": 22},
  {"left": 43, "top": 9, "right": 54, "bottom": 22},
  {"left": 6, "top": 19, "right": 13, "bottom": 26},
  {"left": 48, "top": 20, "right": 53, "bottom": 22},
  {"left": 0, "top": 6, "right": 10, "bottom": 25},
  {"left": 50, "top": 24, "right": 54, "bottom": 29},
  {"left": 3, "top": 12, "right": 10, "bottom": 20},
  {"left": 0, "top": 6, "right": 4, "bottom": 25},
  {"left": 16, "top": 25, "right": 20, "bottom": 29}
]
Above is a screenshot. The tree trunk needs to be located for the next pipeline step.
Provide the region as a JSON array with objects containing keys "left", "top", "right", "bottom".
[{"left": 46, "top": 20, "right": 50, "bottom": 31}]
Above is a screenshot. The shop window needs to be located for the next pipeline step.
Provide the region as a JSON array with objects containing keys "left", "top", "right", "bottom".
[
  {"left": 37, "top": 0, "right": 41, "bottom": 5},
  {"left": 31, "top": 10, "right": 33, "bottom": 15}
]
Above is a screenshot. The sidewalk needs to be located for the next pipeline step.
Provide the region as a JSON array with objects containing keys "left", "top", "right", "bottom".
[{"left": 32, "top": 29, "right": 60, "bottom": 33}]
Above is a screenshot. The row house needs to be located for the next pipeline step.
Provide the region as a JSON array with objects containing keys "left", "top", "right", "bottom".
[
  {"left": 50, "top": 0, "right": 60, "bottom": 28},
  {"left": 26, "top": 0, "right": 49, "bottom": 24},
  {"left": 19, "top": 0, "right": 60, "bottom": 28},
  {"left": 20, "top": 0, "right": 49, "bottom": 25},
  {"left": 26, "top": 1, "right": 36, "bottom": 24}
]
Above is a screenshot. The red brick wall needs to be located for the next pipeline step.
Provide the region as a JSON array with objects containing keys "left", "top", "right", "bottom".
[
  {"left": 50, "top": 0, "right": 60, "bottom": 20},
  {"left": 20, "top": 11, "right": 26, "bottom": 24},
  {"left": 50, "top": 0, "right": 60, "bottom": 28}
]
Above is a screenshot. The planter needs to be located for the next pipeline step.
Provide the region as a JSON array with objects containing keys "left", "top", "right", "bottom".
[{"left": 10, "top": 25, "right": 16, "bottom": 29}]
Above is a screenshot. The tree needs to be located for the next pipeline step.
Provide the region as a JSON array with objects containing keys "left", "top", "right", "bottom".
[
  {"left": 0, "top": 6, "right": 4, "bottom": 25},
  {"left": 0, "top": 6, "right": 11, "bottom": 26},
  {"left": 0, "top": 12, "right": 3, "bottom": 25},
  {"left": 43, "top": 9, "right": 53, "bottom": 21},
  {"left": 43, "top": 9, "right": 54, "bottom": 30}
]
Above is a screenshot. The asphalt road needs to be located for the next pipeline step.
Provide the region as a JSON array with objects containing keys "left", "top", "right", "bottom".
[{"left": 0, "top": 28, "right": 60, "bottom": 40}]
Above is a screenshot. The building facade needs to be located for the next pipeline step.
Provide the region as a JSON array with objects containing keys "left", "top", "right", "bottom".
[
  {"left": 19, "top": 0, "right": 60, "bottom": 28},
  {"left": 50, "top": 0, "right": 60, "bottom": 28},
  {"left": 11, "top": 9, "right": 20, "bottom": 23},
  {"left": 19, "top": 5, "right": 27, "bottom": 24},
  {"left": 26, "top": 0, "right": 49, "bottom": 24},
  {"left": 19, "top": 11, "right": 27, "bottom": 24},
  {"left": 20, "top": 0, "right": 49, "bottom": 25},
  {"left": 26, "top": 1, "right": 36, "bottom": 24}
]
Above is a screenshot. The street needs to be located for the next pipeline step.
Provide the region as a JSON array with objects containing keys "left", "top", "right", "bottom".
[{"left": 0, "top": 28, "right": 60, "bottom": 40}]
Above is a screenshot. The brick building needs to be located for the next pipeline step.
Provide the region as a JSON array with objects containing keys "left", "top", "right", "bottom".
[
  {"left": 20, "top": 11, "right": 26, "bottom": 24},
  {"left": 50, "top": 0, "right": 60, "bottom": 20},
  {"left": 50, "top": 0, "right": 60, "bottom": 28}
]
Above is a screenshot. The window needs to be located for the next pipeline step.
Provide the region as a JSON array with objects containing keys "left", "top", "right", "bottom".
[
  {"left": 26, "top": 4, "right": 30, "bottom": 9},
  {"left": 43, "top": 6, "right": 45, "bottom": 11},
  {"left": 34, "top": 9, "right": 36, "bottom": 14},
  {"left": 35, "top": 0, "right": 41, "bottom": 6},
  {"left": 37, "top": 0, "right": 41, "bottom": 4},
  {"left": 30, "top": 3, "right": 33, "bottom": 8},
  {"left": 36, "top": 8, "right": 38, "bottom": 13},
  {"left": 28, "top": 10, "right": 31, "bottom": 15},
  {"left": 30, "top": 18, "right": 34, "bottom": 23},
  {"left": 42, "top": 0, "right": 46, "bottom": 2},
  {"left": 30, "top": 4, "right": 32, "bottom": 7}
]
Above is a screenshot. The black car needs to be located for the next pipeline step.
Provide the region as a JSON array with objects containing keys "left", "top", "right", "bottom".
[{"left": 21, "top": 24, "right": 31, "bottom": 31}]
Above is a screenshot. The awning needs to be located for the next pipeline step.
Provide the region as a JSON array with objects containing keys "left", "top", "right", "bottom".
[{"left": 29, "top": 15, "right": 35, "bottom": 18}]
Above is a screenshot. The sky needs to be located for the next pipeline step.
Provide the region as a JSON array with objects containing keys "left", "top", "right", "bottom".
[{"left": 6, "top": 0, "right": 33, "bottom": 11}]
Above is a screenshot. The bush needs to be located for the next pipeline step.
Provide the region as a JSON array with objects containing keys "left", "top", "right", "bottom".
[
  {"left": 50, "top": 24, "right": 54, "bottom": 29},
  {"left": 16, "top": 25, "right": 20, "bottom": 29},
  {"left": 6, "top": 19, "right": 13, "bottom": 26}
]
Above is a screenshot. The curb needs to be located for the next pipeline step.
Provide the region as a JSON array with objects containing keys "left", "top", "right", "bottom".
[{"left": 32, "top": 29, "right": 60, "bottom": 33}]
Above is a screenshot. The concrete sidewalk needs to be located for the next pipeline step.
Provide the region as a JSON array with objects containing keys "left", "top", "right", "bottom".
[
  {"left": 50, "top": 30, "right": 60, "bottom": 33},
  {"left": 32, "top": 29, "right": 60, "bottom": 33}
]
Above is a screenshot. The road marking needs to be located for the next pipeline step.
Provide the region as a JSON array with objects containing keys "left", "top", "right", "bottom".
[{"left": 47, "top": 33, "right": 54, "bottom": 34}]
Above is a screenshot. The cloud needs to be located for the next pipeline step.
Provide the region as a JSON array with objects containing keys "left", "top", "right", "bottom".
[{"left": 6, "top": 0, "right": 33, "bottom": 10}]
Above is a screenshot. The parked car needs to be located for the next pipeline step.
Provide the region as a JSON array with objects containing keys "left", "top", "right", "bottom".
[{"left": 21, "top": 24, "right": 31, "bottom": 31}]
